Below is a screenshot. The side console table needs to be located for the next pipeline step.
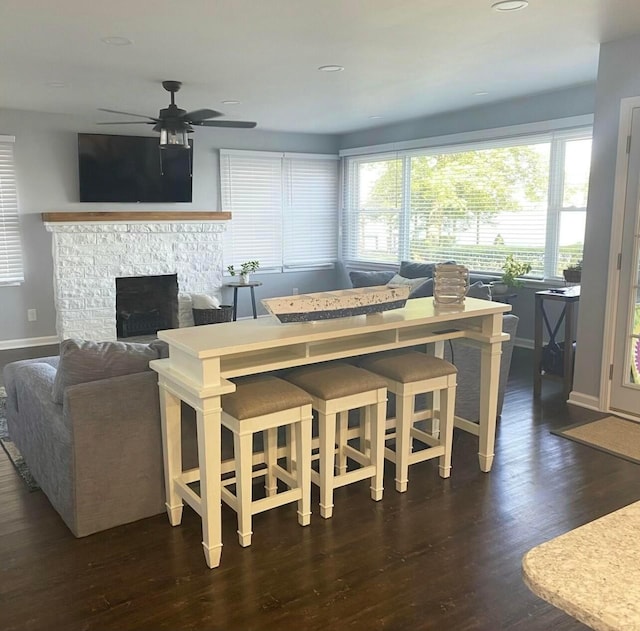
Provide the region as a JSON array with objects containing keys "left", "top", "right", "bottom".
[{"left": 533, "top": 286, "right": 580, "bottom": 398}]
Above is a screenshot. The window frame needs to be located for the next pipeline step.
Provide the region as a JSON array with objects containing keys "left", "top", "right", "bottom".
[
  {"left": 220, "top": 149, "right": 339, "bottom": 274},
  {"left": 340, "top": 117, "right": 593, "bottom": 281},
  {"left": 0, "top": 135, "right": 24, "bottom": 286}
]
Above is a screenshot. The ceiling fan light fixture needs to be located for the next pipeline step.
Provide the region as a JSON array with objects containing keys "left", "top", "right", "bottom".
[
  {"left": 159, "top": 128, "right": 190, "bottom": 148},
  {"left": 491, "top": 0, "right": 529, "bottom": 11}
]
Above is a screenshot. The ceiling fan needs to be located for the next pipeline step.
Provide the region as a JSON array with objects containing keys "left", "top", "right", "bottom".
[{"left": 97, "top": 80, "right": 257, "bottom": 147}]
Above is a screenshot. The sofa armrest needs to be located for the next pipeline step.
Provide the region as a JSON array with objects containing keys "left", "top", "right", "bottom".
[
  {"left": 62, "top": 370, "right": 166, "bottom": 536},
  {"left": 3, "top": 356, "right": 59, "bottom": 427}
]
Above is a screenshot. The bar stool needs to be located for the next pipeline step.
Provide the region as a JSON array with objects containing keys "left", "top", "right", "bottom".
[
  {"left": 221, "top": 375, "right": 313, "bottom": 547},
  {"left": 283, "top": 362, "right": 387, "bottom": 519},
  {"left": 359, "top": 350, "right": 457, "bottom": 492}
]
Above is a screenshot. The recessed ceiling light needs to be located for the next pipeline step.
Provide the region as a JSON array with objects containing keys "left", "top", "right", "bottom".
[
  {"left": 45, "top": 81, "right": 66, "bottom": 88},
  {"left": 491, "top": 0, "right": 529, "bottom": 11},
  {"left": 101, "top": 36, "right": 133, "bottom": 46},
  {"left": 222, "top": 100, "right": 241, "bottom": 105},
  {"left": 473, "top": 91, "right": 489, "bottom": 96},
  {"left": 318, "top": 65, "right": 344, "bottom": 72},
  {"left": 368, "top": 115, "right": 382, "bottom": 120}
]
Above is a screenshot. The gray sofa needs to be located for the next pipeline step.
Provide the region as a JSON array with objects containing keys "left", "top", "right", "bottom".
[
  {"left": 348, "top": 260, "right": 519, "bottom": 422},
  {"left": 2, "top": 340, "right": 198, "bottom": 537}
]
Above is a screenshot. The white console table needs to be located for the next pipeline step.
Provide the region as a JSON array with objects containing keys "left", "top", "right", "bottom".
[{"left": 150, "top": 297, "right": 511, "bottom": 568}]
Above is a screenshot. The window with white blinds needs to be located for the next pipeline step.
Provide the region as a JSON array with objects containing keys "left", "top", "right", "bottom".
[
  {"left": 343, "top": 126, "right": 592, "bottom": 280},
  {"left": 0, "top": 136, "right": 24, "bottom": 285},
  {"left": 220, "top": 150, "right": 338, "bottom": 272}
]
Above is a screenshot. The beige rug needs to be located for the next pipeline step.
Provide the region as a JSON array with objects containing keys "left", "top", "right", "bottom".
[{"left": 553, "top": 416, "right": 640, "bottom": 464}]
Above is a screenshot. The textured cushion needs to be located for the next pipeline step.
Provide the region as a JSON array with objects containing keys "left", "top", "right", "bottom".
[
  {"left": 222, "top": 375, "right": 312, "bottom": 420},
  {"left": 399, "top": 260, "right": 455, "bottom": 279},
  {"left": 409, "top": 278, "right": 433, "bottom": 298},
  {"left": 466, "top": 281, "right": 492, "bottom": 301},
  {"left": 359, "top": 350, "right": 457, "bottom": 384},
  {"left": 285, "top": 363, "right": 387, "bottom": 400},
  {"left": 52, "top": 339, "right": 161, "bottom": 404},
  {"left": 349, "top": 270, "right": 395, "bottom": 288},
  {"left": 386, "top": 274, "right": 431, "bottom": 298}
]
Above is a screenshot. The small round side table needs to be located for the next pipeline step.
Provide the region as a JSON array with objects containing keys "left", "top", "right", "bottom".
[{"left": 224, "top": 281, "right": 263, "bottom": 320}]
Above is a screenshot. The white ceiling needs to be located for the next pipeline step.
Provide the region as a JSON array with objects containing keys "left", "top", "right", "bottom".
[{"left": 2, "top": 0, "right": 640, "bottom": 135}]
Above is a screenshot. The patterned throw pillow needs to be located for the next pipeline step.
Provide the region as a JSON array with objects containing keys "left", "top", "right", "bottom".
[{"left": 51, "top": 339, "right": 162, "bottom": 404}]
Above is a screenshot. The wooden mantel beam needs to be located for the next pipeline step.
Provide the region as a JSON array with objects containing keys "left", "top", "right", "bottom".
[{"left": 41, "top": 211, "right": 232, "bottom": 222}]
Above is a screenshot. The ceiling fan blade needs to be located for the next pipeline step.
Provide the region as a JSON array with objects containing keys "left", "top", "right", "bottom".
[
  {"left": 97, "top": 121, "right": 155, "bottom": 125},
  {"left": 183, "top": 109, "right": 222, "bottom": 122},
  {"left": 98, "top": 108, "right": 158, "bottom": 121},
  {"left": 196, "top": 120, "right": 257, "bottom": 129}
]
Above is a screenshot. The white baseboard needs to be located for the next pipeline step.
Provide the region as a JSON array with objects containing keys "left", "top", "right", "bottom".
[
  {"left": 0, "top": 335, "right": 59, "bottom": 351},
  {"left": 568, "top": 391, "right": 602, "bottom": 412}
]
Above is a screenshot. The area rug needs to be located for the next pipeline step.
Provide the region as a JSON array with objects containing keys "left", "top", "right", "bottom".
[
  {"left": 553, "top": 416, "right": 640, "bottom": 465},
  {"left": 0, "top": 387, "right": 40, "bottom": 491}
]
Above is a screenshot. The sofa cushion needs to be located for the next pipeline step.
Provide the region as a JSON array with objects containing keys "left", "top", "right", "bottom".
[
  {"left": 52, "top": 339, "right": 161, "bottom": 404},
  {"left": 349, "top": 270, "right": 395, "bottom": 288},
  {"left": 467, "top": 281, "right": 492, "bottom": 301},
  {"left": 399, "top": 260, "right": 456, "bottom": 279},
  {"left": 387, "top": 274, "right": 434, "bottom": 298}
]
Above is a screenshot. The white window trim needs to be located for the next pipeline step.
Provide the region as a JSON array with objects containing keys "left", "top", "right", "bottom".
[
  {"left": 220, "top": 149, "right": 339, "bottom": 273},
  {"left": 0, "top": 135, "right": 24, "bottom": 286},
  {"left": 340, "top": 121, "right": 592, "bottom": 280},
  {"left": 339, "top": 114, "right": 594, "bottom": 157}
]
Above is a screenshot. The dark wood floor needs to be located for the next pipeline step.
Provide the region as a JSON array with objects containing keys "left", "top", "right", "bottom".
[{"left": 1, "top": 348, "right": 637, "bottom": 631}]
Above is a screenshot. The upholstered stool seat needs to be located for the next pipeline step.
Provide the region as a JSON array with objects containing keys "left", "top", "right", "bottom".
[
  {"left": 221, "top": 375, "right": 313, "bottom": 547},
  {"left": 359, "top": 350, "right": 457, "bottom": 492},
  {"left": 284, "top": 362, "right": 387, "bottom": 519}
]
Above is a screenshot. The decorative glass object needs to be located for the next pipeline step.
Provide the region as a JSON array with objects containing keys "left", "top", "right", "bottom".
[{"left": 433, "top": 264, "right": 469, "bottom": 307}]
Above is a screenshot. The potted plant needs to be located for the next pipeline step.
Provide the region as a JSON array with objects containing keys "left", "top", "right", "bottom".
[
  {"left": 227, "top": 260, "right": 260, "bottom": 284},
  {"left": 563, "top": 260, "right": 582, "bottom": 284},
  {"left": 491, "top": 255, "right": 532, "bottom": 295}
]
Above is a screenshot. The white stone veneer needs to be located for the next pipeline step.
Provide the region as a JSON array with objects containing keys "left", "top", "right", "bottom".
[{"left": 45, "top": 221, "right": 227, "bottom": 341}]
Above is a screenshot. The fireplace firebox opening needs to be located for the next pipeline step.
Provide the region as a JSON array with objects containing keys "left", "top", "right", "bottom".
[{"left": 115, "top": 274, "right": 179, "bottom": 338}]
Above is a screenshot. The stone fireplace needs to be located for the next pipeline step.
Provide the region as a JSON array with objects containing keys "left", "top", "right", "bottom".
[{"left": 43, "top": 212, "right": 230, "bottom": 341}]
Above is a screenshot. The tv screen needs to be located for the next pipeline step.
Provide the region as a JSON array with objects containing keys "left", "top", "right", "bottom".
[{"left": 78, "top": 133, "right": 193, "bottom": 203}]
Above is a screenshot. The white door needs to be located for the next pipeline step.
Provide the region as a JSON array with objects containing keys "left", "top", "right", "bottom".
[{"left": 610, "top": 107, "right": 640, "bottom": 416}]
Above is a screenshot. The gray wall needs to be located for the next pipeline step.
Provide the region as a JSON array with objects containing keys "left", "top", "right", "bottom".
[
  {"left": 573, "top": 33, "right": 640, "bottom": 400},
  {"left": 0, "top": 108, "right": 340, "bottom": 342},
  {"left": 339, "top": 83, "right": 595, "bottom": 150}
]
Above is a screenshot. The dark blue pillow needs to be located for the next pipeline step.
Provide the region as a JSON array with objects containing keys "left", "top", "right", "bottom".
[
  {"left": 399, "top": 260, "right": 456, "bottom": 279},
  {"left": 349, "top": 270, "right": 395, "bottom": 288}
]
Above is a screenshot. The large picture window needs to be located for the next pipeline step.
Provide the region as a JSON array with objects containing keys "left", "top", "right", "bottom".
[
  {"left": 220, "top": 149, "right": 339, "bottom": 271},
  {"left": 0, "top": 136, "right": 24, "bottom": 285},
  {"left": 342, "top": 126, "right": 592, "bottom": 279}
]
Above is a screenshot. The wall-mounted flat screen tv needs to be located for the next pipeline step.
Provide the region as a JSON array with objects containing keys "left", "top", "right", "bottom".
[{"left": 78, "top": 133, "right": 193, "bottom": 203}]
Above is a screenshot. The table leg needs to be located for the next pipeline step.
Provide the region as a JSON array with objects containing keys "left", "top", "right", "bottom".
[
  {"left": 232, "top": 287, "right": 239, "bottom": 321},
  {"left": 195, "top": 397, "right": 223, "bottom": 569},
  {"left": 250, "top": 287, "right": 258, "bottom": 319},
  {"left": 564, "top": 301, "right": 576, "bottom": 399},
  {"left": 533, "top": 294, "right": 543, "bottom": 398},
  {"left": 478, "top": 313, "right": 503, "bottom": 472},
  {"left": 158, "top": 383, "right": 184, "bottom": 526}
]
